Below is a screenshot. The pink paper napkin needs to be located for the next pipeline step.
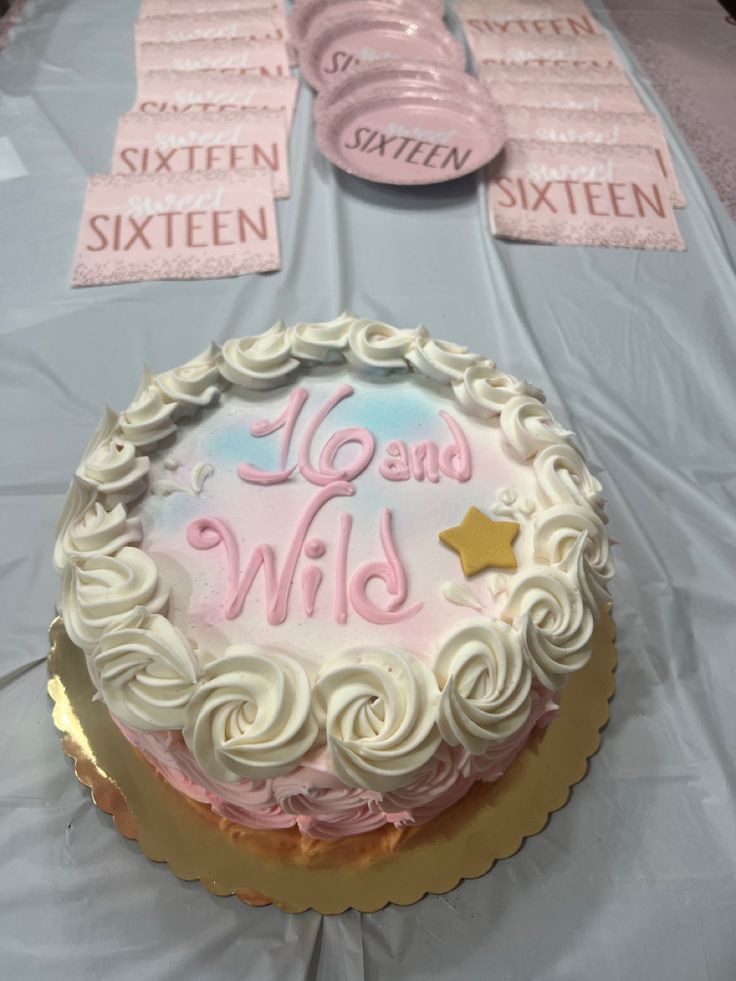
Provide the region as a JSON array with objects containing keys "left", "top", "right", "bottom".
[
  {"left": 461, "top": 8, "right": 603, "bottom": 44},
  {"left": 137, "top": 36, "right": 290, "bottom": 77},
  {"left": 113, "top": 109, "right": 290, "bottom": 198},
  {"left": 134, "top": 71, "right": 299, "bottom": 129},
  {"left": 483, "top": 79, "right": 644, "bottom": 113},
  {"left": 478, "top": 61, "right": 626, "bottom": 86},
  {"left": 140, "top": 0, "right": 283, "bottom": 13},
  {"left": 456, "top": 0, "right": 592, "bottom": 16},
  {"left": 471, "top": 32, "right": 621, "bottom": 69},
  {"left": 135, "top": 12, "right": 287, "bottom": 46},
  {"left": 72, "top": 169, "right": 281, "bottom": 286},
  {"left": 134, "top": 10, "right": 294, "bottom": 66},
  {"left": 486, "top": 139, "right": 684, "bottom": 251},
  {"left": 500, "top": 106, "right": 684, "bottom": 207}
]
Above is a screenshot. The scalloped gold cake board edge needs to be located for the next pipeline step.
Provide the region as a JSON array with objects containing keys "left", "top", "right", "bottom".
[{"left": 47, "top": 609, "right": 617, "bottom": 914}]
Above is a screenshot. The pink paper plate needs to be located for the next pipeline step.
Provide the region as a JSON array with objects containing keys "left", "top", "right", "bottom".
[
  {"left": 299, "top": 13, "right": 466, "bottom": 91},
  {"left": 291, "top": 0, "right": 444, "bottom": 14},
  {"left": 290, "top": 0, "right": 443, "bottom": 47},
  {"left": 314, "top": 83, "right": 506, "bottom": 185},
  {"left": 315, "top": 60, "right": 493, "bottom": 115}
]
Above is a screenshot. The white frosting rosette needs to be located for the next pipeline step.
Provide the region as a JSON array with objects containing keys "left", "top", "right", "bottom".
[
  {"left": 452, "top": 363, "right": 544, "bottom": 418},
  {"left": 92, "top": 608, "right": 198, "bottom": 730},
  {"left": 406, "top": 335, "right": 480, "bottom": 384},
  {"left": 54, "top": 481, "right": 142, "bottom": 571},
  {"left": 345, "top": 319, "right": 424, "bottom": 372},
  {"left": 533, "top": 443, "right": 606, "bottom": 521},
  {"left": 314, "top": 649, "right": 441, "bottom": 792},
  {"left": 183, "top": 646, "right": 318, "bottom": 782},
  {"left": 288, "top": 312, "right": 353, "bottom": 362},
  {"left": 53, "top": 477, "right": 96, "bottom": 572},
  {"left": 462, "top": 689, "right": 558, "bottom": 782},
  {"left": 76, "top": 408, "right": 150, "bottom": 505},
  {"left": 156, "top": 343, "right": 222, "bottom": 414},
  {"left": 61, "top": 547, "right": 169, "bottom": 653},
  {"left": 500, "top": 395, "right": 574, "bottom": 459},
  {"left": 534, "top": 504, "right": 614, "bottom": 584},
  {"left": 557, "top": 532, "right": 611, "bottom": 613},
  {"left": 434, "top": 619, "right": 532, "bottom": 754},
  {"left": 119, "top": 370, "right": 178, "bottom": 448},
  {"left": 502, "top": 564, "right": 594, "bottom": 690},
  {"left": 219, "top": 321, "right": 299, "bottom": 390}
]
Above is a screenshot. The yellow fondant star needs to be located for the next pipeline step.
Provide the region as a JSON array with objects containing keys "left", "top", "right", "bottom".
[{"left": 439, "top": 507, "right": 520, "bottom": 577}]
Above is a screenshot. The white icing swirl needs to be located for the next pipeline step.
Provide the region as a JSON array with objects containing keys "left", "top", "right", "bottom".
[
  {"left": 53, "top": 476, "right": 97, "bottom": 572},
  {"left": 434, "top": 619, "right": 532, "bottom": 754},
  {"left": 441, "top": 581, "right": 483, "bottom": 612},
  {"left": 533, "top": 443, "right": 606, "bottom": 521},
  {"left": 346, "top": 319, "right": 424, "bottom": 372},
  {"left": 190, "top": 462, "right": 214, "bottom": 495},
  {"left": 220, "top": 321, "right": 299, "bottom": 390},
  {"left": 157, "top": 343, "right": 223, "bottom": 413},
  {"left": 502, "top": 564, "right": 594, "bottom": 690},
  {"left": 76, "top": 408, "right": 150, "bottom": 505},
  {"left": 534, "top": 504, "right": 614, "bottom": 584},
  {"left": 500, "top": 395, "right": 573, "bottom": 459},
  {"left": 119, "top": 369, "right": 177, "bottom": 447},
  {"left": 183, "top": 646, "right": 317, "bottom": 782},
  {"left": 558, "top": 531, "right": 611, "bottom": 613},
  {"left": 92, "top": 608, "right": 198, "bottom": 730},
  {"left": 61, "top": 547, "right": 169, "bottom": 653},
  {"left": 314, "top": 649, "right": 441, "bottom": 792},
  {"left": 56, "top": 493, "right": 142, "bottom": 570},
  {"left": 288, "top": 312, "right": 353, "bottom": 362},
  {"left": 406, "top": 336, "right": 480, "bottom": 383},
  {"left": 452, "top": 363, "right": 544, "bottom": 418}
]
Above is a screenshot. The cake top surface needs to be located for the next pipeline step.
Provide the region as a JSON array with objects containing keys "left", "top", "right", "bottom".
[
  {"left": 54, "top": 315, "right": 613, "bottom": 792},
  {"left": 132, "top": 367, "right": 539, "bottom": 664}
]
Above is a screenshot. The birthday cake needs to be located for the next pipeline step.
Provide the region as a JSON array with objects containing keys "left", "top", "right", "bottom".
[{"left": 54, "top": 316, "right": 613, "bottom": 840}]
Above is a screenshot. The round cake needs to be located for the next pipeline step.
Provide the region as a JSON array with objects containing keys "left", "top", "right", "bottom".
[{"left": 53, "top": 315, "right": 613, "bottom": 840}]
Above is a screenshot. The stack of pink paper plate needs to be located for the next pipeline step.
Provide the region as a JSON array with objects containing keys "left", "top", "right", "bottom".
[
  {"left": 292, "top": 0, "right": 505, "bottom": 185},
  {"left": 290, "top": 0, "right": 445, "bottom": 57},
  {"left": 297, "top": 6, "right": 463, "bottom": 91},
  {"left": 314, "top": 61, "right": 506, "bottom": 186}
]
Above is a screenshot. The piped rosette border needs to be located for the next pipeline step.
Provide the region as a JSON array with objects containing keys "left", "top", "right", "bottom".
[{"left": 53, "top": 315, "right": 613, "bottom": 839}]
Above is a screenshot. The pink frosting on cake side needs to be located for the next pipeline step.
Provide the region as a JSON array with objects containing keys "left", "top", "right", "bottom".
[
  {"left": 379, "top": 744, "right": 476, "bottom": 827},
  {"left": 273, "top": 763, "right": 388, "bottom": 839},
  {"left": 115, "top": 687, "right": 558, "bottom": 839}
]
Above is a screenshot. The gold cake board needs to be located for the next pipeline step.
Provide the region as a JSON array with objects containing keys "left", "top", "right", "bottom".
[{"left": 47, "top": 610, "right": 617, "bottom": 914}]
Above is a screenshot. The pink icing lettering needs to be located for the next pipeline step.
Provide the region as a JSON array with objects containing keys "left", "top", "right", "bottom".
[
  {"left": 237, "top": 386, "right": 308, "bottom": 485},
  {"left": 186, "top": 516, "right": 240, "bottom": 582},
  {"left": 317, "top": 427, "right": 375, "bottom": 485},
  {"left": 187, "top": 481, "right": 354, "bottom": 624},
  {"left": 349, "top": 509, "right": 422, "bottom": 625},
  {"left": 379, "top": 440, "right": 410, "bottom": 481},
  {"left": 438, "top": 411, "right": 472, "bottom": 482},
  {"left": 196, "top": 388, "right": 463, "bottom": 627},
  {"left": 298, "top": 384, "right": 375, "bottom": 486},
  {"left": 377, "top": 414, "right": 472, "bottom": 483},
  {"left": 410, "top": 442, "right": 439, "bottom": 483},
  {"left": 304, "top": 538, "right": 326, "bottom": 559},
  {"left": 334, "top": 513, "right": 351, "bottom": 625},
  {"left": 238, "top": 384, "right": 376, "bottom": 488},
  {"left": 301, "top": 566, "right": 322, "bottom": 617}
]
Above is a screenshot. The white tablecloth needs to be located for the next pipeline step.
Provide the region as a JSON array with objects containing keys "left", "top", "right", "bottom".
[{"left": 1, "top": 1, "right": 735, "bottom": 978}]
